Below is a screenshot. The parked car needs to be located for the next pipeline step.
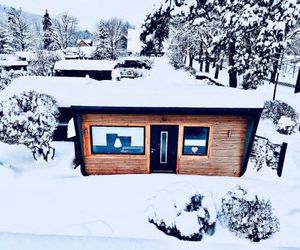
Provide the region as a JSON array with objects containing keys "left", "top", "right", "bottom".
[{"left": 115, "top": 57, "right": 152, "bottom": 78}]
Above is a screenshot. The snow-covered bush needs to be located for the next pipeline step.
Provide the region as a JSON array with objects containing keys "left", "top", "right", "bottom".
[
  {"left": 250, "top": 136, "right": 281, "bottom": 172},
  {"left": 276, "top": 116, "right": 298, "bottom": 135},
  {"left": 28, "top": 50, "right": 63, "bottom": 76},
  {"left": 0, "top": 91, "right": 59, "bottom": 161},
  {"left": 0, "top": 70, "right": 29, "bottom": 91},
  {"left": 218, "top": 185, "right": 280, "bottom": 242},
  {"left": 148, "top": 184, "right": 216, "bottom": 241},
  {"left": 261, "top": 100, "right": 299, "bottom": 135},
  {"left": 242, "top": 72, "right": 264, "bottom": 90}
]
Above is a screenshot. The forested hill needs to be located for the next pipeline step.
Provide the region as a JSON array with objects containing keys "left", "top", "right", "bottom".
[{"left": 0, "top": 4, "right": 42, "bottom": 27}]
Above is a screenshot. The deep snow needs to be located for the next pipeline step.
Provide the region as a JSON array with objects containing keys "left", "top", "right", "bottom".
[{"left": 0, "top": 56, "right": 299, "bottom": 249}]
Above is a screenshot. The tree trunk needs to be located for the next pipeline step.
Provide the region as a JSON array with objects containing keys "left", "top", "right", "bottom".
[
  {"left": 214, "top": 64, "right": 219, "bottom": 79},
  {"left": 295, "top": 68, "right": 300, "bottom": 94},
  {"left": 199, "top": 60, "right": 203, "bottom": 72},
  {"left": 189, "top": 52, "right": 193, "bottom": 67},
  {"left": 220, "top": 58, "right": 223, "bottom": 71},
  {"left": 205, "top": 51, "right": 210, "bottom": 73},
  {"left": 270, "top": 48, "right": 282, "bottom": 84},
  {"left": 228, "top": 40, "right": 237, "bottom": 88}
]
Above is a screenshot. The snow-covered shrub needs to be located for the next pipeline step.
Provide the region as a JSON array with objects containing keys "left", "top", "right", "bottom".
[
  {"left": 242, "top": 72, "right": 264, "bottom": 90},
  {"left": 276, "top": 116, "right": 298, "bottom": 135},
  {"left": 0, "top": 91, "right": 59, "bottom": 161},
  {"left": 218, "top": 185, "right": 280, "bottom": 242},
  {"left": 28, "top": 50, "right": 62, "bottom": 76},
  {"left": 148, "top": 184, "right": 216, "bottom": 241},
  {"left": 250, "top": 136, "right": 281, "bottom": 172},
  {"left": 0, "top": 70, "right": 29, "bottom": 91},
  {"left": 261, "top": 100, "right": 299, "bottom": 135}
]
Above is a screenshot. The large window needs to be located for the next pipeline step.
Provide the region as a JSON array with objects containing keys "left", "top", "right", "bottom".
[
  {"left": 91, "top": 126, "right": 145, "bottom": 155},
  {"left": 183, "top": 127, "right": 210, "bottom": 156}
]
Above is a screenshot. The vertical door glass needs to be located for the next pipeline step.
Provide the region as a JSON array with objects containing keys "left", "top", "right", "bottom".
[{"left": 160, "top": 131, "right": 168, "bottom": 163}]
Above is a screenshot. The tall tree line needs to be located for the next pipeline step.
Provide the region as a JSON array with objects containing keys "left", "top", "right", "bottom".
[{"left": 141, "top": 0, "right": 300, "bottom": 89}]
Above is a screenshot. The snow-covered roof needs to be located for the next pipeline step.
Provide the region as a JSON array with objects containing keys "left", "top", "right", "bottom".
[
  {"left": 0, "top": 60, "right": 28, "bottom": 67},
  {"left": 127, "top": 29, "right": 142, "bottom": 53},
  {"left": 0, "top": 75, "right": 264, "bottom": 109},
  {"left": 54, "top": 60, "right": 117, "bottom": 71},
  {"left": 15, "top": 51, "right": 34, "bottom": 61},
  {"left": 77, "top": 39, "right": 92, "bottom": 45}
]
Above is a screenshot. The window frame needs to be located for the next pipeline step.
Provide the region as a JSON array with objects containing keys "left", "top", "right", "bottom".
[
  {"left": 90, "top": 125, "right": 146, "bottom": 155},
  {"left": 182, "top": 126, "right": 210, "bottom": 156}
]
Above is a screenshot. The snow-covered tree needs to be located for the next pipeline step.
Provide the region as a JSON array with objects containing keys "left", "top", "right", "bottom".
[
  {"left": 42, "top": 10, "right": 59, "bottom": 50},
  {"left": 0, "top": 23, "right": 13, "bottom": 54},
  {"left": 103, "top": 18, "right": 129, "bottom": 59},
  {"left": 140, "top": 4, "right": 172, "bottom": 55},
  {"left": 7, "top": 7, "right": 33, "bottom": 51},
  {"left": 52, "top": 12, "right": 78, "bottom": 49},
  {"left": 93, "top": 21, "right": 112, "bottom": 60},
  {"left": 0, "top": 91, "right": 59, "bottom": 162}
]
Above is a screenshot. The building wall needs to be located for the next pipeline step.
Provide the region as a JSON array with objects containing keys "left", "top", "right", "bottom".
[{"left": 81, "top": 114, "right": 249, "bottom": 176}]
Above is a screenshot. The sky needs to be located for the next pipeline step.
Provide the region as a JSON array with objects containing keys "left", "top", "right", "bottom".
[{"left": 0, "top": 0, "right": 163, "bottom": 31}]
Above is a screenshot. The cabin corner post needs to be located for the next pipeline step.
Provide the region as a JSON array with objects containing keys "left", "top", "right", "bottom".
[
  {"left": 241, "top": 109, "right": 263, "bottom": 176},
  {"left": 72, "top": 108, "right": 88, "bottom": 176}
]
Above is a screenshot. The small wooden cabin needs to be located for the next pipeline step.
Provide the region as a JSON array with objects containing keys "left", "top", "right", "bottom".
[
  {"left": 2, "top": 76, "right": 263, "bottom": 177},
  {"left": 72, "top": 106, "right": 261, "bottom": 177},
  {"left": 54, "top": 60, "right": 117, "bottom": 81}
]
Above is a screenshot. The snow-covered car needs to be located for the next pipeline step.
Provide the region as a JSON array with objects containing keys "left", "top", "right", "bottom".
[{"left": 115, "top": 57, "right": 152, "bottom": 78}]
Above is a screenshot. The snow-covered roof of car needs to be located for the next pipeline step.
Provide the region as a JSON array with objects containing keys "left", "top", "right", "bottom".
[
  {"left": 54, "top": 60, "right": 117, "bottom": 71},
  {"left": 1, "top": 76, "right": 264, "bottom": 109}
]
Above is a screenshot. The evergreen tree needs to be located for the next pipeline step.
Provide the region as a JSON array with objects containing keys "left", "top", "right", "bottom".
[
  {"left": 42, "top": 10, "right": 58, "bottom": 50},
  {"left": 0, "top": 24, "right": 13, "bottom": 54},
  {"left": 93, "top": 21, "right": 112, "bottom": 60},
  {"left": 7, "top": 7, "right": 32, "bottom": 51},
  {"left": 140, "top": 5, "right": 172, "bottom": 55}
]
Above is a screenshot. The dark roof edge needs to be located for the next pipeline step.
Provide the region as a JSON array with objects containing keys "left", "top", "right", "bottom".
[{"left": 70, "top": 106, "right": 263, "bottom": 116}]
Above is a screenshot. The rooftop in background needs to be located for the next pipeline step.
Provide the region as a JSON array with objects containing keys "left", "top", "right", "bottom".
[{"left": 54, "top": 60, "right": 117, "bottom": 71}]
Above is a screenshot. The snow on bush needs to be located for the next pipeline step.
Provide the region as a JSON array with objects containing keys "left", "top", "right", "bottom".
[
  {"left": 218, "top": 185, "right": 280, "bottom": 242},
  {"left": 148, "top": 184, "right": 216, "bottom": 241},
  {"left": 261, "top": 100, "right": 299, "bottom": 135},
  {"left": 28, "top": 50, "right": 63, "bottom": 76},
  {"left": 250, "top": 136, "right": 282, "bottom": 172},
  {"left": 0, "top": 91, "right": 59, "bottom": 161},
  {"left": 0, "top": 70, "right": 29, "bottom": 91}
]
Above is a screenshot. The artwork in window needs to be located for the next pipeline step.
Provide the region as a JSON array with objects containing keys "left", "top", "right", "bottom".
[
  {"left": 183, "top": 127, "right": 209, "bottom": 155},
  {"left": 91, "top": 126, "right": 145, "bottom": 154}
]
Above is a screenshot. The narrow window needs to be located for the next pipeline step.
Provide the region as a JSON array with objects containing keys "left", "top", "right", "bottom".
[
  {"left": 183, "top": 127, "right": 210, "bottom": 156},
  {"left": 160, "top": 131, "right": 168, "bottom": 163}
]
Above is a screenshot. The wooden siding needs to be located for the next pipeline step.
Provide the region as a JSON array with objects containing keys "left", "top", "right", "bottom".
[{"left": 81, "top": 114, "right": 249, "bottom": 176}]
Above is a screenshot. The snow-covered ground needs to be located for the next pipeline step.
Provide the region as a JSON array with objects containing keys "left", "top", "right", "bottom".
[{"left": 0, "top": 56, "right": 299, "bottom": 249}]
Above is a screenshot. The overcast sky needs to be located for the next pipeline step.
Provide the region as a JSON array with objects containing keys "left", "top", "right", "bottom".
[{"left": 0, "top": 0, "right": 162, "bottom": 31}]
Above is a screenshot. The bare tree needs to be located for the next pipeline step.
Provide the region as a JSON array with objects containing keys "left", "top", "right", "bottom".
[
  {"left": 53, "top": 12, "right": 78, "bottom": 49},
  {"left": 103, "top": 18, "right": 129, "bottom": 59}
]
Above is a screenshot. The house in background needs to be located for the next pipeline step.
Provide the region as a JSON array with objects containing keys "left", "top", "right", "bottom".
[
  {"left": 77, "top": 39, "right": 93, "bottom": 47},
  {"left": 1, "top": 76, "right": 263, "bottom": 177},
  {"left": 54, "top": 60, "right": 118, "bottom": 81}
]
